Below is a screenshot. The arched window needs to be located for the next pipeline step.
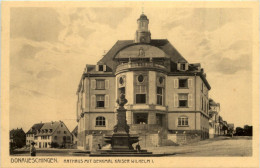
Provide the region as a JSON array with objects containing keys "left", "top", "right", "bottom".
[
  {"left": 178, "top": 116, "right": 189, "bottom": 126},
  {"left": 96, "top": 116, "right": 106, "bottom": 126}
]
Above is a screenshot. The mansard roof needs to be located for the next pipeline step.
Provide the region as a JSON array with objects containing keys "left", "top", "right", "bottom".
[{"left": 97, "top": 39, "right": 187, "bottom": 73}]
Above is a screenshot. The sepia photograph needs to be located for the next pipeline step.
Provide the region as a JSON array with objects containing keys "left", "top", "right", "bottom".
[{"left": 1, "top": 1, "right": 259, "bottom": 168}]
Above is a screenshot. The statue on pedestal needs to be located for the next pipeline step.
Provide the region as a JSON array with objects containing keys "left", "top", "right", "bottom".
[{"left": 114, "top": 93, "right": 129, "bottom": 133}]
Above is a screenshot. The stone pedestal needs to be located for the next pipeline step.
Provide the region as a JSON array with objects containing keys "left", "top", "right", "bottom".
[{"left": 90, "top": 93, "right": 152, "bottom": 156}]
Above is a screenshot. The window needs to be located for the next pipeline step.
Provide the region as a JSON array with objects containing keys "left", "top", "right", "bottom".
[
  {"left": 57, "top": 131, "right": 61, "bottom": 134},
  {"left": 159, "top": 77, "right": 164, "bottom": 84},
  {"left": 66, "top": 136, "right": 71, "bottom": 141},
  {"left": 64, "top": 131, "right": 67, "bottom": 134},
  {"left": 54, "top": 136, "right": 57, "bottom": 140},
  {"left": 119, "top": 87, "right": 125, "bottom": 94},
  {"left": 136, "top": 94, "right": 146, "bottom": 104},
  {"left": 98, "top": 65, "right": 103, "bottom": 71},
  {"left": 134, "top": 113, "right": 148, "bottom": 124},
  {"left": 179, "top": 79, "right": 188, "bottom": 88},
  {"left": 201, "top": 97, "right": 204, "bottom": 110},
  {"left": 119, "top": 77, "right": 124, "bottom": 85},
  {"left": 136, "top": 85, "right": 146, "bottom": 104},
  {"left": 179, "top": 94, "right": 188, "bottom": 107},
  {"left": 180, "top": 63, "right": 186, "bottom": 70},
  {"left": 96, "top": 95, "right": 105, "bottom": 107},
  {"left": 178, "top": 116, "right": 189, "bottom": 126},
  {"left": 96, "top": 80, "right": 105, "bottom": 90},
  {"left": 157, "top": 87, "right": 163, "bottom": 105},
  {"left": 138, "top": 75, "right": 144, "bottom": 83},
  {"left": 96, "top": 116, "right": 106, "bottom": 126}
]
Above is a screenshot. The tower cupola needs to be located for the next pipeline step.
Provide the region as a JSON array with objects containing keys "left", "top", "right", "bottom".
[{"left": 134, "top": 14, "right": 151, "bottom": 43}]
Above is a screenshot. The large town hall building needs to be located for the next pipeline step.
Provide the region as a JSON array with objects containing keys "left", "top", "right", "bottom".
[{"left": 76, "top": 14, "right": 211, "bottom": 150}]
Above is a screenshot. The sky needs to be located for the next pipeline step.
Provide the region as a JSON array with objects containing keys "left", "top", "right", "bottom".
[{"left": 9, "top": 6, "right": 253, "bottom": 132}]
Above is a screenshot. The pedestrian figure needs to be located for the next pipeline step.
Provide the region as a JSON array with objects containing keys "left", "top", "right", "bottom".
[
  {"left": 30, "top": 142, "right": 36, "bottom": 156},
  {"left": 98, "top": 144, "right": 101, "bottom": 150},
  {"left": 136, "top": 143, "right": 141, "bottom": 152}
]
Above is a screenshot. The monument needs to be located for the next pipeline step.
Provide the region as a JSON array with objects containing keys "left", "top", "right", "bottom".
[{"left": 90, "top": 93, "right": 153, "bottom": 156}]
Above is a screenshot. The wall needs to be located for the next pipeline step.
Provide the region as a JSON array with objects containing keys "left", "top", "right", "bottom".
[
  {"left": 85, "top": 134, "right": 105, "bottom": 152},
  {"left": 166, "top": 76, "right": 195, "bottom": 111},
  {"left": 26, "top": 134, "right": 34, "bottom": 146},
  {"left": 52, "top": 123, "right": 73, "bottom": 146},
  {"left": 78, "top": 76, "right": 116, "bottom": 115},
  {"left": 168, "top": 112, "right": 198, "bottom": 131}
]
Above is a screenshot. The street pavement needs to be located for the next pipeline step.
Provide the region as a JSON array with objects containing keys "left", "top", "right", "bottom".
[
  {"left": 146, "top": 136, "right": 252, "bottom": 156},
  {"left": 11, "top": 136, "right": 252, "bottom": 157}
]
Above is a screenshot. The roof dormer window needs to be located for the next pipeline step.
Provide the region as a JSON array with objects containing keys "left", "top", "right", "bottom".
[
  {"left": 177, "top": 62, "right": 189, "bottom": 71},
  {"left": 96, "top": 65, "right": 107, "bottom": 72}
]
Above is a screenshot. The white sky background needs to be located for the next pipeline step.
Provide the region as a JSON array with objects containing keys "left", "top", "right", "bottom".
[{"left": 9, "top": 6, "right": 252, "bottom": 132}]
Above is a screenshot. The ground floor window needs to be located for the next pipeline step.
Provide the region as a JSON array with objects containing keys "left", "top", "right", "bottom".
[
  {"left": 96, "top": 116, "right": 106, "bottom": 126},
  {"left": 178, "top": 116, "right": 189, "bottom": 126},
  {"left": 134, "top": 113, "right": 148, "bottom": 124},
  {"left": 136, "top": 94, "right": 146, "bottom": 104}
]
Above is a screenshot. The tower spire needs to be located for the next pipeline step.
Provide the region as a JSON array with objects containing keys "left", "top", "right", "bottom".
[{"left": 134, "top": 13, "right": 151, "bottom": 43}]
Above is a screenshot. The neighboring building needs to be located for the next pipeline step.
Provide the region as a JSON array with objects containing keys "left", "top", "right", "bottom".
[
  {"left": 34, "top": 121, "right": 72, "bottom": 148},
  {"left": 219, "top": 117, "right": 228, "bottom": 135},
  {"left": 72, "top": 125, "right": 78, "bottom": 145},
  {"left": 208, "top": 99, "right": 220, "bottom": 138},
  {"left": 26, "top": 123, "right": 44, "bottom": 146},
  {"left": 10, "top": 128, "right": 26, "bottom": 148},
  {"left": 76, "top": 13, "right": 211, "bottom": 150}
]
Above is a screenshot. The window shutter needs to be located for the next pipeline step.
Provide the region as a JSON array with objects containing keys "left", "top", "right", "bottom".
[
  {"left": 105, "top": 80, "right": 109, "bottom": 89},
  {"left": 188, "top": 94, "right": 192, "bottom": 107},
  {"left": 95, "top": 65, "right": 99, "bottom": 71},
  {"left": 103, "top": 65, "right": 107, "bottom": 72},
  {"left": 185, "top": 63, "right": 189, "bottom": 70},
  {"left": 177, "top": 63, "right": 180, "bottom": 70},
  {"left": 91, "top": 95, "right": 96, "bottom": 108},
  {"left": 174, "top": 94, "right": 178, "bottom": 107},
  {"left": 188, "top": 79, "right": 192, "bottom": 88},
  {"left": 91, "top": 80, "right": 96, "bottom": 89},
  {"left": 174, "top": 79, "right": 178, "bottom": 88},
  {"left": 105, "top": 95, "right": 109, "bottom": 108}
]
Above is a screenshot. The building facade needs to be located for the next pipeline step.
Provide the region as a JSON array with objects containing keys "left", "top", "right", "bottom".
[
  {"left": 208, "top": 99, "right": 221, "bottom": 138},
  {"left": 26, "top": 123, "right": 44, "bottom": 146},
  {"left": 33, "top": 121, "right": 72, "bottom": 148},
  {"left": 76, "top": 14, "right": 211, "bottom": 150}
]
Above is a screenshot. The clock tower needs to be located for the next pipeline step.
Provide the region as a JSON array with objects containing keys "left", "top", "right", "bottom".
[{"left": 134, "top": 14, "right": 151, "bottom": 43}]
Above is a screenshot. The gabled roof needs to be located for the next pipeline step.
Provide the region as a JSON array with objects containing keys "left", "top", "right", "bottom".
[
  {"left": 26, "top": 123, "right": 44, "bottom": 134},
  {"left": 36, "top": 121, "right": 60, "bottom": 136},
  {"left": 72, "top": 125, "right": 78, "bottom": 137}
]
